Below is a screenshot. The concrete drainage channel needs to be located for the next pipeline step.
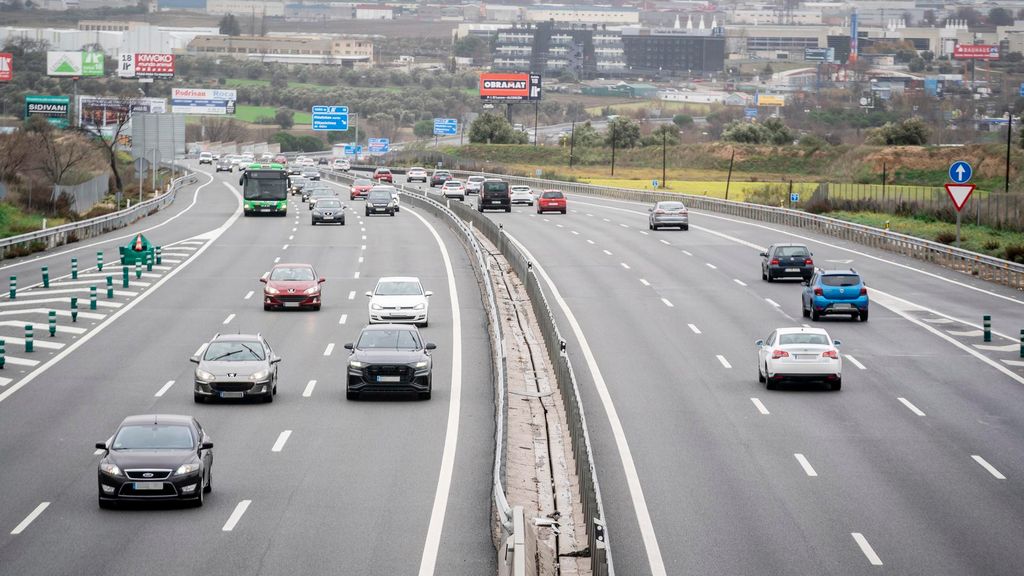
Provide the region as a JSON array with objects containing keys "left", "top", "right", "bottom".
[{"left": 321, "top": 169, "right": 611, "bottom": 576}]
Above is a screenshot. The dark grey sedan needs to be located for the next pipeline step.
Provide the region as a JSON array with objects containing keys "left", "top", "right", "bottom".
[
  {"left": 649, "top": 201, "right": 689, "bottom": 230},
  {"left": 312, "top": 198, "right": 345, "bottom": 225},
  {"left": 761, "top": 243, "right": 814, "bottom": 282},
  {"left": 191, "top": 334, "right": 280, "bottom": 403}
]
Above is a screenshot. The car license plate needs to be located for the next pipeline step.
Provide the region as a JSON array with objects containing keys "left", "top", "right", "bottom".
[
  {"left": 134, "top": 482, "right": 163, "bottom": 490},
  {"left": 491, "top": 200, "right": 500, "bottom": 204},
  {"left": 377, "top": 376, "right": 401, "bottom": 383},
  {"left": 786, "top": 268, "right": 800, "bottom": 272},
  {"left": 833, "top": 303, "right": 852, "bottom": 310},
  {"left": 260, "top": 208, "right": 271, "bottom": 212},
  {"left": 284, "top": 302, "right": 300, "bottom": 308},
  {"left": 796, "top": 354, "right": 817, "bottom": 360},
  {"left": 323, "top": 216, "right": 333, "bottom": 220},
  {"left": 221, "top": 391, "right": 244, "bottom": 398}
]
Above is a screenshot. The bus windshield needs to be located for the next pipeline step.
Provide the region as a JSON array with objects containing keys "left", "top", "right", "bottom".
[{"left": 243, "top": 171, "right": 288, "bottom": 201}]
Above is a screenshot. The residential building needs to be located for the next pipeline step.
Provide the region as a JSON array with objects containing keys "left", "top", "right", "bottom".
[
  {"left": 620, "top": 26, "right": 726, "bottom": 75},
  {"left": 524, "top": 4, "right": 639, "bottom": 25},
  {"left": 492, "top": 22, "right": 626, "bottom": 75},
  {"left": 187, "top": 33, "right": 373, "bottom": 66}
]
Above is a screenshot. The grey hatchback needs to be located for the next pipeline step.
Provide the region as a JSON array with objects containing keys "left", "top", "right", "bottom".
[
  {"left": 649, "top": 201, "right": 689, "bottom": 230},
  {"left": 761, "top": 243, "right": 814, "bottom": 282},
  {"left": 191, "top": 333, "right": 281, "bottom": 403}
]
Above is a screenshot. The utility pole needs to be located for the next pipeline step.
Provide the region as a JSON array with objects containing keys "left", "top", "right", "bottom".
[
  {"left": 1007, "top": 112, "right": 1013, "bottom": 194},
  {"left": 533, "top": 101, "right": 539, "bottom": 147},
  {"left": 662, "top": 129, "right": 667, "bottom": 188},
  {"left": 568, "top": 120, "right": 575, "bottom": 169},
  {"left": 725, "top": 148, "right": 735, "bottom": 200},
  {"left": 610, "top": 130, "right": 616, "bottom": 176}
]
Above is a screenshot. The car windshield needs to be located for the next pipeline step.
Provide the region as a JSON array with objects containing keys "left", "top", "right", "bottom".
[
  {"left": 821, "top": 275, "right": 860, "bottom": 287},
  {"left": 203, "top": 341, "right": 265, "bottom": 361},
  {"left": 356, "top": 329, "right": 421, "bottom": 350},
  {"left": 375, "top": 280, "right": 423, "bottom": 295},
  {"left": 658, "top": 202, "right": 685, "bottom": 210},
  {"left": 368, "top": 191, "right": 391, "bottom": 202},
  {"left": 317, "top": 199, "right": 341, "bottom": 209},
  {"left": 542, "top": 191, "right": 563, "bottom": 199},
  {"left": 311, "top": 189, "right": 334, "bottom": 197},
  {"left": 270, "top": 267, "right": 315, "bottom": 281},
  {"left": 779, "top": 333, "right": 829, "bottom": 346},
  {"left": 777, "top": 246, "right": 809, "bottom": 257},
  {"left": 113, "top": 424, "right": 194, "bottom": 450},
  {"left": 354, "top": 179, "right": 372, "bottom": 186}
]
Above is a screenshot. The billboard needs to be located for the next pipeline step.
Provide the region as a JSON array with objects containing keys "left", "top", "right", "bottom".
[
  {"left": 47, "top": 51, "right": 104, "bottom": 77},
  {"left": 756, "top": 94, "right": 785, "bottom": 107},
  {"left": 171, "top": 88, "right": 236, "bottom": 115},
  {"left": 0, "top": 53, "right": 11, "bottom": 82},
  {"left": 118, "top": 53, "right": 175, "bottom": 79},
  {"left": 25, "top": 95, "right": 70, "bottom": 128},
  {"left": 953, "top": 44, "right": 999, "bottom": 60},
  {"left": 849, "top": 11, "right": 858, "bottom": 64},
  {"left": 79, "top": 96, "right": 167, "bottom": 139},
  {"left": 479, "top": 72, "right": 542, "bottom": 101}
]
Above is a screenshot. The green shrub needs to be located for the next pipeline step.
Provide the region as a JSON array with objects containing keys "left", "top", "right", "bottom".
[
  {"left": 1005, "top": 244, "right": 1024, "bottom": 263},
  {"left": 935, "top": 231, "right": 957, "bottom": 244}
]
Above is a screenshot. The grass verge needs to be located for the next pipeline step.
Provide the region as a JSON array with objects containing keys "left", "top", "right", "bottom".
[{"left": 0, "top": 203, "right": 67, "bottom": 239}]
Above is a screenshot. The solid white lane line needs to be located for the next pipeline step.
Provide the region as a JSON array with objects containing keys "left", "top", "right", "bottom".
[
  {"left": 897, "top": 397, "right": 926, "bottom": 416},
  {"left": 765, "top": 298, "right": 780, "bottom": 307},
  {"left": 222, "top": 500, "right": 251, "bottom": 532},
  {"left": 751, "top": 398, "right": 770, "bottom": 415},
  {"left": 620, "top": 262, "right": 631, "bottom": 270},
  {"left": 972, "top": 455, "right": 1006, "bottom": 479},
  {"left": 354, "top": 272, "right": 360, "bottom": 279},
  {"left": 155, "top": 380, "right": 176, "bottom": 397},
  {"left": 681, "top": 250, "right": 692, "bottom": 256},
  {"left": 603, "top": 249, "right": 613, "bottom": 256},
  {"left": 845, "top": 355, "right": 866, "bottom": 370},
  {"left": 716, "top": 355, "right": 732, "bottom": 368},
  {"left": 852, "top": 533, "right": 883, "bottom": 566},
  {"left": 348, "top": 291, "right": 356, "bottom": 300},
  {"left": 659, "top": 239, "right": 670, "bottom": 245},
  {"left": 339, "top": 314, "right": 348, "bottom": 325},
  {"left": 639, "top": 279, "right": 650, "bottom": 287},
  {"left": 222, "top": 313, "right": 235, "bottom": 325},
  {"left": 302, "top": 380, "right": 317, "bottom": 397},
  {"left": 10, "top": 502, "right": 49, "bottom": 535},
  {"left": 271, "top": 430, "right": 292, "bottom": 453},
  {"left": 661, "top": 298, "right": 674, "bottom": 308},
  {"left": 503, "top": 232, "right": 666, "bottom": 575},
  {"left": 244, "top": 290, "right": 254, "bottom": 300},
  {"left": 794, "top": 454, "right": 818, "bottom": 477},
  {"left": 282, "top": 244, "right": 289, "bottom": 250},
  {"left": 587, "top": 239, "right": 595, "bottom": 244},
  {"left": 705, "top": 263, "right": 717, "bottom": 269},
  {"left": 688, "top": 324, "right": 701, "bottom": 334},
  {"left": 734, "top": 279, "right": 747, "bottom": 286},
  {"left": 323, "top": 343, "right": 335, "bottom": 356}
]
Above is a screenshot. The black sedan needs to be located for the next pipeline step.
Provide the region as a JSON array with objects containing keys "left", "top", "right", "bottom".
[
  {"left": 345, "top": 324, "right": 435, "bottom": 400},
  {"left": 96, "top": 414, "right": 213, "bottom": 508},
  {"left": 761, "top": 243, "right": 814, "bottom": 282},
  {"left": 429, "top": 170, "right": 452, "bottom": 187}
]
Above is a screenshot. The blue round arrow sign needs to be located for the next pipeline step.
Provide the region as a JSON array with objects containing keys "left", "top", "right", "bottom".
[{"left": 948, "top": 160, "right": 972, "bottom": 184}]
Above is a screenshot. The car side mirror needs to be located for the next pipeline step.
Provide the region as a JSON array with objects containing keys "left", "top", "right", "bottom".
[
  {"left": 343, "top": 343, "right": 353, "bottom": 350},
  {"left": 425, "top": 291, "right": 433, "bottom": 297},
  {"left": 832, "top": 339, "right": 842, "bottom": 347},
  {"left": 270, "top": 356, "right": 281, "bottom": 364},
  {"left": 759, "top": 252, "right": 767, "bottom": 258},
  {"left": 425, "top": 343, "right": 437, "bottom": 350},
  {"left": 319, "top": 277, "right": 326, "bottom": 284},
  {"left": 201, "top": 441, "right": 214, "bottom": 450},
  {"left": 189, "top": 355, "right": 200, "bottom": 364},
  {"left": 648, "top": 207, "right": 653, "bottom": 212},
  {"left": 260, "top": 277, "right": 268, "bottom": 283},
  {"left": 754, "top": 339, "right": 764, "bottom": 347},
  {"left": 365, "top": 291, "right": 372, "bottom": 297},
  {"left": 95, "top": 442, "right": 107, "bottom": 450}
]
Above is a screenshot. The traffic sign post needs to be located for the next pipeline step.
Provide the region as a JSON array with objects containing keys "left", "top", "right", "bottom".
[
  {"left": 311, "top": 106, "right": 349, "bottom": 131},
  {"left": 368, "top": 138, "right": 389, "bottom": 154},
  {"left": 946, "top": 161, "right": 974, "bottom": 248}
]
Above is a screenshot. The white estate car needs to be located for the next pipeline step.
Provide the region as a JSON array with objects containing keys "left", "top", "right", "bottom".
[
  {"left": 465, "top": 175, "right": 485, "bottom": 195},
  {"left": 367, "top": 277, "right": 432, "bottom": 327},
  {"left": 755, "top": 327, "right": 842, "bottom": 391},
  {"left": 510, "top": 185, "right": 534, "bottom": 206}
]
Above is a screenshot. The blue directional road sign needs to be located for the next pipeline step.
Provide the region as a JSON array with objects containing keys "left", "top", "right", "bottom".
[
  {"left": 790, "top": 192, "right": 800, "bottom": 203},
  {"left": 433, "top": 118, "right": 458, "bottom": 136},
  {"left": 368, "top": 138, "right": 390, "bottom": 154},
  {"left": 948, "top": 160, "right": 972, "bottom": 184},
  {"left": 312, "top": 106, "right": 348, "bottom": 131},
  {"left": 1020, "top": 82, "right": 1024, "bottom": 97},
  {"left": 343, "top": 144, "right": 362, "bottom": 155},
  {"left": 744, "top": 107, "right": 758, "bottom": 119}
]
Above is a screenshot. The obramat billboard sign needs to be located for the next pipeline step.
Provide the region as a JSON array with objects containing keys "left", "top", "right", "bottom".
[{"left": 479, "top": 73, "right": 542, "bottom": 101}]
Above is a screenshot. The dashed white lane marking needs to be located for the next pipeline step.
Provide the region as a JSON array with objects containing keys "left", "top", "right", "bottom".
[
  {"left": 348, "top": 291, "right": 356, "bottom": 300},
  {"left": 271, "top": 430, "right": 292, "bottom": 453},
  {"left": 852, "top": 533, "right": 883, "bottom": 566},
  {"left": 292, "top": 228, "right": 297, "bottom": 232},
  {"left": 681, "top": 250, "right": 692, "bottom": 256},
  {"left": 339, "top": 314, "right": 348, "bottom": 325},
  {"left": 620, "top": 262, "right": 631, "bottom": 270},
  {"left": 0, "top": 308, "right": 104, "bottom": 320},
  {"left": 260, "top": 272, "right": 269, "bottom": 280},
  {"left": 358, "top": 256, "right": 364, "bottom": 264},
  {"left": 0, "top": 298, "right": 120, "bottom": 310},
  {"left": 705, "top": 263, "right": 717, "bottom": 269},
  {"left": 765, "top": 298, "right": 780, "bottom": 307},
  {"left": 751, "top": 398, "right": 770, "bottom": 415},
  {"left": 571, "top": 230, "right": 580, "bottom": 235},
  {"left": 244, "top": 291, "right": 254, "bottom": 300},
  {"left": 794, "top": 454, "right": 818, "bottom": 477},
  {"left": 0, "top": 337, "right": 62, "bottom": 350},
  {"left": 972, "top": 455, "right": 1006, "bottom": 479},
  {"left": 93, "top": 448, "right": 104, "bottom": 455},
  {"left": 222, "top": 314, "right": 235, "bottom": 325},
  {"left": 51, "top": 279, "right": 153, "bottom": 287},
  {"left": 897, "top": 397, "right": 926, "bottom": 416},
  {"left": 619, "top": 223, "right": 628, "bottom": 228},
  {"left": 282, "top": 244, "right": 289, "bottom": 250},
  {"left": 661, "top": 298, "right": 674, "bottom": 308},
  {"left": 716, "top": 355, "right": 732, "bottom": 368},
  {"left": 323, "top": 343, "right": 335, "bottom": 356},
  {"left": 587, "top": 213, "right": 593, "bottom": 217},
  {"left": 603, "top": 250, "right": 613, "bottom": 256},
  {"left": 733, "top": 279, "right": 747, "bottom": 287},
  {"left": 362, "top": 235, "right": 367, "bottom": 240},
  {"left": 288, "top": 235, "right": 294, "bottom": 241},
  {"left": 659, "top": 239, "right": 670, "bottom": 245},
  {"left": 639, "top": 279, "right": 650, "bottom": 287},
  {"left": 542, "top": 218, "right": 550, "bottom": 223},
  {"left": 845, "top": 355, "right": 866, "bottom": 370},
  {"left": 273, "top": 257, "right": 280, "bottom": 264},
  {"left": 639, "top": 231, "right": 648, "bottom": 236},
  {"left": 1001, "top": 359, "right": 1024, "bottom": 367},
  {"left": 921, "top": 317, "right": 954, "bottom": 324},
  {"left": 10, "top": 502, "right": 49, "bottom": 535},
  {"left": 302, "top": 379, "right": 317, "bottom": 397},
  {"left": 587, "top": 239, "right": 595, "bottom": 245},
  {"left": 361, "top": 245, "right": 366, "bottom": 250},
  {"left": 947, "top": 329, "right": 984, "bottom": 337},
  {"left": 354, "top": 272, "right": 360, "bottom": 279},
  {"left": 687, "top": 324, "right": 701, "bottom": 334},
  {"left": 3, "top": 356, "right": 39, "bottom": 367},
  {"left": 603, "top": 218, "right": 611, "bottom": 222},
  {"left": 155, "top": 380, "right": 176, "bottom": 397},
  {"left": 0, "top": 376, "right": 11, "bottom": 386},
  {"left": 222, "top": 500, "right": 251, "bottom": 532},
  {"left": 556, "top": 224, "right": 564, "bottom": 229}
]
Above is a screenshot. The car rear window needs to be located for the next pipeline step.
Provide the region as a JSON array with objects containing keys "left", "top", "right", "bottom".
[
  {"left": 821, "top": 275, "right": 860, "bottom": 287},
  {"left": 542, "top": 191, "right": 563, "bottom": 199},
  {"left": 483, "top": 181, "right": 508, "bottom": 195},
  {"left": 357, "top": 329, "right": 421, "bottom": 350},
  {"left": 779, "top": 333, "right": 829, "bottom": 345},
  {"left": 657, "top": 202, "right": 685, "bottom": 210},
  {"left": 368, "top": 191, "right": 391, "bottom": 202},
  {"left": 468, "top": 176, "right": 485, "bottom": 182},
  {"left": 776, "top": 246, "right": 809, "bottom": 257}
]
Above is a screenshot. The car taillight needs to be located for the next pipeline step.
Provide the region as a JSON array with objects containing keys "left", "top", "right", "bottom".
[
  {"left": 655, "top": 209, "right": 665, "bottom": 214},
  {"left": 804, "top": 258, "right": 813, "bottom": 265},
  {"left": 772, "top": 349, "right": 790, "bottom": 359},
  {"left": 821, "top": 350, "right": 839, "bottom": 359},
  {"left": 860, "top": 287, "right": 868, "bottom": 296},
  {"left": 680, "top": 210, "right": 688, "bottom": 215},
  {"left": 813, "top": 287, "right": 823, "bottom": 296},
  {"left": 770, "top": 259, "right": 780, "bottom": 265}
]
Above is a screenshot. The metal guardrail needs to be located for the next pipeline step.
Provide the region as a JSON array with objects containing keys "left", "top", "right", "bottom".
[{"left": 0, "top": 163, "right": 197, "bottom": 261}]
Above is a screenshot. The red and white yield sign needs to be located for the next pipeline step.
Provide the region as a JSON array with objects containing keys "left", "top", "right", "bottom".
[{"left": 945, "top": 184, "right": 975, "bottom": 212}]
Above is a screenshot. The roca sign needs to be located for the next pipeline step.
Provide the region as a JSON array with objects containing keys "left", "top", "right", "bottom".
[{"left": 118, "top": 53, "right": 175, "bottom": 79}]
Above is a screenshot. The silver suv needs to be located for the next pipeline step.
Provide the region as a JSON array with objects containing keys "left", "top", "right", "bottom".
[{"left": 191, "top": 333, "right": 281, "bottom": 403}]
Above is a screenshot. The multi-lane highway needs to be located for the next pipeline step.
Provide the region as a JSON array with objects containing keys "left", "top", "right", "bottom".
[
  {"left": 0, "top": 166, "right": 496, "bottom": 575},
  {"left": 400, "top": 175, "right": 1024, "bottom": 575}
]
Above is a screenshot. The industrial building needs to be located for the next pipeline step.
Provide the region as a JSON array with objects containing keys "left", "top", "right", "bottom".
[{"left": 186, "top": 33, "right": 374, "bottom": 66}]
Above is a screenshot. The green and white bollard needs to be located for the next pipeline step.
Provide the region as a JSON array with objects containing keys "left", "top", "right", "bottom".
[
  {"left": 122, "top": 266, "right": 129, "bottom": 288},
  {"left": 48, "top": 310, "right": 56, "bottom": 337},
  {"left": 1020, "top": 329, "right": 1023, "bottom": 359},
  {"left": 71, "top": 257, "right": 78, "bottom": 280},
  {"left": 155, "top": 246, "right": 162, "bottom": 265},
  {"left": 983, "top": 315, "right": 991, "bottom": 343},
  {"left": 106, "top": 276, "right": 113, "bottom": 298},
  {"left": 89, "top": 286, "right": 97, "bottom": 310},
  {"left": 24, "top": 324, "right": 33, "bottom": 353},
  {"left": 70, "top": 297, "right": 78, "bottom": 322},
  {"left": 135, "top": 261, "right": 142, "bottom": 279},
  {"left": 146, "top": 252, "right": 153, "bottom": 272},
  {"left": 97, "top": 251, "right": 104, "bottom": 272},
  {"left": 0, "top": 339, "right": 5, "bottom": 369},
  {"left": 42, "top": 266, "right": 49, "bottom": 288},
  {"left": 8, "top": 276, "right": 15, "bottom": 299}
]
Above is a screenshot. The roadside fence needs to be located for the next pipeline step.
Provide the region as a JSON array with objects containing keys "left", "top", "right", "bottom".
[{"left": 52, "top": 172, "right": 109, "bottom": 214}]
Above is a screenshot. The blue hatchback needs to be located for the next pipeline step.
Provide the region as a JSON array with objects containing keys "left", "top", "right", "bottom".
[{"left": 801, "top": 269, "right": 869, "bottom": 322}]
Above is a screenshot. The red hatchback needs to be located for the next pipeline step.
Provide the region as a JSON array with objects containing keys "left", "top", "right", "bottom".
[
  {"left": 373, "top": 167, "right": 393, "bottom": 183},
  {"left": 261, "top": 263, "right": 325, "bottom": 311},
  {"left": 350, "top": 178, "right": 373, "bottom": 200},
  {"left": 536, "top": 190, "right": 567, "bottom": 214}
]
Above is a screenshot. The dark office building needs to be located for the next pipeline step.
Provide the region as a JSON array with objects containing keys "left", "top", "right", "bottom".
[{"left": 620, "top": 27, "right": 725, "bottom": 75}]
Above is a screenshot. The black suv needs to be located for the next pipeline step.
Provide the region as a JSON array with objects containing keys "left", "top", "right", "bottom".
[
  {"left": 345, "top": 324, "right": 436, "bottom": 400},
  {"left": 478, "top": 178, "right": 511, "bottom": 213},
  {"left": 761, "top": 243, "right": 814, "bottom": 282}
]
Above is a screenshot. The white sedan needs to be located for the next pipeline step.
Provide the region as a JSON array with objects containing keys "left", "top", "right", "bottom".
[
  {"left": 367, "top": 276, "right": 432, "bottom": 327},
  {"left": 441, "top": 179, "right": 466, "bottom": 200},
  {"left": 510, "top": 185, "right": 534, "bottom": 206},
  {"left": 755, "top": 327, "right": 842, "bottom": 390}
]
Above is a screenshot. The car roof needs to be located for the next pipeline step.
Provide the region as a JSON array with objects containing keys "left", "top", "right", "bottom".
[
  {"left": 820, "top": 268, "right": 859, "bottom": 276},
  {"left": 360, "top": 323, "right": 419, "bottom": 332},
  {"left": 775, "top": 327, "right": 830, "bottom": 336},
  {"left": 120, "top": 414, "right": 195, "bottom": 427},
  {"left": 272, "top": 262, "right": 314, "bottom": 269},
  {"left": 410, "top": 166, "right": 425, "bottom": 170},
  {"left": 771, "top": 243, "right": 808, "bottom": 248},
  {"left": 377, "top": 276, "right": 421, "bottom": 283},
  {"left": 212, "top": 333, "right": 262, "bottom": 342}
]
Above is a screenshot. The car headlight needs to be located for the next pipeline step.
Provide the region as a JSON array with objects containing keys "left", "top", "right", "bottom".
[
  {"left": 265, "top": 286, "right": 280, "bottom": 295},
  {"left": 195, "top": 369, "right": 215, "bottom": 382},
  {"left": 100, "top": 462, "right": 121, "bottom": 476},
  {"left": 175, "top": 462, "right": 200, "bottom": 476},
  {"left": 349, "top": 360, "right": 363, "bottom": 368},
  {"left": 370, "top": 303, "right": 383, "bottom": 310},
  {"left": 414, "top": 303, "right": 425, "bottom": 310},
  {"left": 414, "top": 361, "right": 429, "bottom": 369},
  {"left": 304, "top": 285, "right": 320, "bottom": 294},
  {"left": 250, "top": 369, "right": 269, "bottom": 381}
]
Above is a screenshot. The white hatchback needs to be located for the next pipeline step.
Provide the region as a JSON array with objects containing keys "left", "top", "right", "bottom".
[
  {"left": 510, "top": 185, "right": 534, "bottom": 206},
  {"left": 367, "top": 277, "right": 432, "bottom": 327},
  {"left": 755, "top": 327, "right": 842, "bottom": 390}
]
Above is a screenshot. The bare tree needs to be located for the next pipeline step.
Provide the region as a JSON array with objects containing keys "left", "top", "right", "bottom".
[
  {"left": 77, "top": 95, "right": 139, "bottom": 195},
  {"left": 38, "top": 131, "right": 95, "bottom": 186},
  {"left": 0, "top": 131, "right": 34, "bottom": 183}
]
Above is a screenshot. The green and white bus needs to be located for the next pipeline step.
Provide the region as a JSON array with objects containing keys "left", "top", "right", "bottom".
[{"left": 240, "top": 163, "right": 289, "bottom": 216}]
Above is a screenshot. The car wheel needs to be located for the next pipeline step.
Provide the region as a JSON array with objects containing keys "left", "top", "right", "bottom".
[
  {"left": 764, "top": 367, "right": 776, "bottom": 390},
  {"left": 194, "top": 392, "right": 205, "bottom": 403},
  {"left": 832, "top": 378, "right": 842, "bottom": 391},
  {"left": 761, "top": 268, "right": 767, "bottom": 281},
  {"left": 537, "top": 209, "right": 542, "bottom": 214},
  {"left": 811, "top": 309, "right": 820, "bottom": 321},
  {"left": 203, "top": 468, "right": 212, "bottom": 493},
  {"left": 766, "top": 271, "right": 773, "bottom": 282},
  {"left": 529, "top": 201, "right": 534, "bottom": 206},
  {"left": 98, "top": 497, "right": 115, "bottom": 510},
  {"left": 341, "top": 218, "right": 346, "bottom": 225},
  {"left": 802, "top": 303, "right": 810, "bottom": 318},
  {"left": 365, "top": 208, "right": 370, "bottom": 216},
  {"left": 561, "top": 209, "right": 566, "bottom": 214},
  {"left": 860, "top": 310, "right": 869, "bottom": 322},
  {"left": 346, "top": 390, "right": 359, "bottom": 400},
  {"left": 418, "top": 390, "right": 431, "bottom": 400},
  {"left": 264, "top": 304, "right": 272, "bottom": 311},
  {"left": 313, "top": 304, "right": 321, "bottom": 311},
  {"left": 758, "top": 364, "right": 765, "bottom": 383},
  {"left": 264, "top": 390, "right": 274, "bottom": 403},
  {"left": 193, "top": 485, "right": 204, "bottom": 507},
  {"left": 682, "top": 225, "right": 689, "bottom": 231},
  {"left": 506, "top": 207, "right": 512, "bottom": 213},
  {"left": 419, "top": 320, "right": 429, "bottom": 328},
  {"left": 311, "top": 220, "right": 317, "bottom": 226}
]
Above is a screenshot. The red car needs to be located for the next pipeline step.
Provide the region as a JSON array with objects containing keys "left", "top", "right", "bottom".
[
  {"left": 373, "top": 167, "right": 393, "bottom": 183},
  {"left": 261, "top": 263, "right": 325, "bottom": 311},
  {"left": 536, "top": 190, "right": 567, "bottom": 214},
  {"left": 350, "top": 178, "right": 373, "bottom": 200}
]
